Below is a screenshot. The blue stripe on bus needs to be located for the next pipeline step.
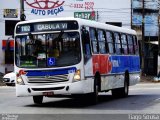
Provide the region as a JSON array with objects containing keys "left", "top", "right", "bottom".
[
  {"left": 25, "top": 67, "right": 77, "bottom": 76},
  {"left": 109, "top": 55, "right": 140, "bottom": 73}
]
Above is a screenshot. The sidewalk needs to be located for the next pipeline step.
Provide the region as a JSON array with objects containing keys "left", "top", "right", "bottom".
[
  {"left": 0, "top": 79, "right": 6, "bottom": 86},
  {"left": 140, "top": 75, "right": 160, "bottom": 83},
  {"left": 140, "top": 75, "right": 154, "bottom": 83}
]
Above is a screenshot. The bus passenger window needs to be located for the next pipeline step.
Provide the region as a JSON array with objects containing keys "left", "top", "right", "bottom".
[
  {"left": 81, "top": 27, "right": 91, "bottom": 63},
  {"left": 133, "top": 36, "right": 139, "bottom": 55},
  {"left": 114, "top": 32, "right": 121, "bottom": 54},
  {"left": 121, "top": 34, "right": 128, "bottom": 55},
  {"left": 106, "top": 31, "right": 114, "bottom": 54},
  {"left": 97, "top": 29, "right": 107, "bottom": 54},
  {"left": 89, "top": 28, "right": 98, "bottom": 53},
  {"left": 127, "top": 35, "right": 134, "bottom": 54}
]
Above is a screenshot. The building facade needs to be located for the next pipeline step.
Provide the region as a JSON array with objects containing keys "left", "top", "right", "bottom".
[{"left": 132, "top": 0, "right": 160, "bottom": 75}]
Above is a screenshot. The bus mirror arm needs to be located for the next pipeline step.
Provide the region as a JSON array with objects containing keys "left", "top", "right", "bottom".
[
  {"left": 12, "top": 34, "right": 14, "bottom": 39},
  {"left": 57, "top": 30, "right": 64, "bottom": 40},
  {"left": 28, "top": 33, "right": 34, "bottom": 40}
]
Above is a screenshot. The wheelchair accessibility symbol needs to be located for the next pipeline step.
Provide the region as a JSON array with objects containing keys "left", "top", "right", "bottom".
[{"left": 47, "top": 57, "right": 55, "bottom": 66}]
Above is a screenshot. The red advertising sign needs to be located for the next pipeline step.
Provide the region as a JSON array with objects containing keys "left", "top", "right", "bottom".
[
  {"left": 24, "top": 0, "right": 65, "bottom": 9},
  {"left": 70, "top": 2, "right": 94, "bottom": 10},
  {"left": 24, "top": 0, "right": 65, "bottom": 16}
]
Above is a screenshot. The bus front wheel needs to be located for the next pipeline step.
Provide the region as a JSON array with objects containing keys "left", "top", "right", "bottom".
[
  {"left": 33, "top": 96, "right": 43, "bottom": 104},
  {"left": 87, "top": 75, "right": 99, "bottom": 104}
]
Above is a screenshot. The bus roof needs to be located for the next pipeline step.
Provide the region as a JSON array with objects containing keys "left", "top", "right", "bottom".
[{"left": 16, "top": 17, "right": 136, "bottom": 35}]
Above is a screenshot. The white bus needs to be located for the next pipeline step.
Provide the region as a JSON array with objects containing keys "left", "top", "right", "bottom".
[{"left": 14, "top": 17, "right": 140, "bottom": 104}]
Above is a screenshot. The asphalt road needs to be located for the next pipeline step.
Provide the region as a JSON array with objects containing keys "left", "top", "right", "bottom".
[{"left": 1, "top": 83, "right": 160, "bottom": 120}]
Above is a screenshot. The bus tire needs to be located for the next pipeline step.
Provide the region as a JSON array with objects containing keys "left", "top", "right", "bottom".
[
  {"left": 112, "top": 73, "right": 129, "bottom": 98},
  {"left": 33, "top": 96, "right": 43, "bottom": 104},
  {"left": 88, "top": 75, "right": 100, "bottom": 104},
  {"left": 123, "top": 73, "right": 129, "bottom": 97}
]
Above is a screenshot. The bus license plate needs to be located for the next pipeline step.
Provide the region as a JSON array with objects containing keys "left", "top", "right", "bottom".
[{"left": 43, "top": 92, "right": 54, "bottom": 96}]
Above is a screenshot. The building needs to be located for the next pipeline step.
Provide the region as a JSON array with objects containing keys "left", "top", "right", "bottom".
[
  {"left": 0, "top": 0, "right": 132, "bottom": 74},
  {"left": 0, "top": 1, "right": 20, "bottom": 73},
  {"left": 132, "top": 0, "right": 160, "bottom": 75}
]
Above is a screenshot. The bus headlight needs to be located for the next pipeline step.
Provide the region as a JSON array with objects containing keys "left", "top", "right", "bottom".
[
  {"left": 16, "top": 76, "right": 25, "bottom": 85},
  {"left": 73, "top": 70, "right": 81, "bottom": 81}
]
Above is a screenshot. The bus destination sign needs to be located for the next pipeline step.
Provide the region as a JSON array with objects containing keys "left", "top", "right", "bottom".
[
  {"left": 16, "top": 21, "right": 78, "bottom": 34},
  {"left": 34, "top": 23, "right": 68, "bottom": 31},
  {"left": 20, "top": 25, "right": 31, "bottom": 33}
]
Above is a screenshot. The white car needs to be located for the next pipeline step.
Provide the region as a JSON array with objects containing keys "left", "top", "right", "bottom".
[{"left": 3, "top": 72, "right": 16, "bottom": 86}]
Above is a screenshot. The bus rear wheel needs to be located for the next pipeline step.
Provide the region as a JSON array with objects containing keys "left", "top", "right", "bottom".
[{"left": 33, "top": 96, "right": 43, "bottom": 104}]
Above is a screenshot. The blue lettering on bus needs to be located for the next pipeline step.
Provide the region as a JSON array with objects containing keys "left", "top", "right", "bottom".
[{"left": 109, "top": 55, "right": 140, "bottom": 73}]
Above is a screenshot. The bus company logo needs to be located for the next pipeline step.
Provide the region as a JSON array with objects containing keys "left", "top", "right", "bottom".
[{"left": 24, "top": 0, "right": 65, "bottom": 16}]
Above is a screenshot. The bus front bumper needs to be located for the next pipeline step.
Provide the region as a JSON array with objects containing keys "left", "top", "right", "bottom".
[{"left": 16, "top": 79, "right": 93, "bottom": 97}]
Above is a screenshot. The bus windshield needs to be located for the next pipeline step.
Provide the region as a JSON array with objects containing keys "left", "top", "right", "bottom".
[{"left": 15, "top": 31, "right": 81, "bottom": 68}]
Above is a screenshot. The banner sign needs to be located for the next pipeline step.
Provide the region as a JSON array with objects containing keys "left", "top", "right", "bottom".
[
  {"left": 74, "top": 11, "right": 95, "bottom": 20},
  {"left": 3, "top": 9, "right": 18, "bottom": 18}
]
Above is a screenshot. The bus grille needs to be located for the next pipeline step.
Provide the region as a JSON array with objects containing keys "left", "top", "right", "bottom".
[
  {"left": 31, "top": 86, "right": 65, "bottom": 91},
  {"left": 27, "top": 74, "right": 68, "bottom": 83}
]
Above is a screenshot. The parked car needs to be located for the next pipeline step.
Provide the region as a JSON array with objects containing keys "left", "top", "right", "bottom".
[{"left": 3, "top": 72, "right": 15, "bottom": 86}]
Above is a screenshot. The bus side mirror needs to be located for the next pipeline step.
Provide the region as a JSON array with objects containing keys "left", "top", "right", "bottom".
[{"left": 12, "top": 35, "right": 14, "bottom": 39}]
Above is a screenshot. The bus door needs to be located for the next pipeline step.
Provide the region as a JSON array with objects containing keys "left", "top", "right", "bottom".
[{"left": 81, "top": 26, "right": 92, "bottom": 76}]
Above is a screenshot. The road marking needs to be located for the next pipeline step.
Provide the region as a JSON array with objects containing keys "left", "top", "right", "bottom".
[{"left": 0, "top": 86, "right": 15, "bottom": 89}]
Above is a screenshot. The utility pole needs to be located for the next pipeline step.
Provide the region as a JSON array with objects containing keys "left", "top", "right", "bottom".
[
  {"left": 159, "top": 0, "right": 160, "bottom": 56},
  {"left": 158, "top": 0, "right": 160, "bottom": 76},
  {"left": 20, "top": 0, "right": 26, "bottom": 21},
  {"left": 158, "top": 1, "right": 160, "bottom": 76},
  {"left": 131, "top": 0, "right": 133, "bottom": 29},
  {"left": 141, "top": 0, "right": 145, "bottom": 75},
  {"left": 96, "top": 11, "right": 99, "bottom": 21}
]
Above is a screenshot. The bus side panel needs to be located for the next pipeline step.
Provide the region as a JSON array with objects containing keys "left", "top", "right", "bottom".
[
  {"left": 109, "top": 55, "right": 140, "bottom": 73},
  {"left": 92, "top": 54, "right": 112, "bottom": 74},
  {"left": 101, "top": 75, "right": 124, "bottom": 91},
  {"left": 84, "top": 58, "right": 93, "bottom": 77},
  {"left": 85, "top": 55, "right": 140, "bottom": 91},
  {"left": 129, "top": 73, "right": 140, "bottom": 86},
  {"left": 109, "top": 55, "right": 140, "bottom": 87}
]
